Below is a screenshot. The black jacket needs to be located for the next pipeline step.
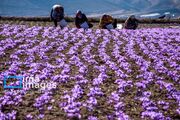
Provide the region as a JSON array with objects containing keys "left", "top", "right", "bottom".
[{"left": 75, "top": 14, "right": 88, "bottom": 28}]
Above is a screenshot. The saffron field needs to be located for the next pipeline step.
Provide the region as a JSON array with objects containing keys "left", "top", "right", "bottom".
[{"left": 0, "top": 24, "right": 179, "bottom": 120}]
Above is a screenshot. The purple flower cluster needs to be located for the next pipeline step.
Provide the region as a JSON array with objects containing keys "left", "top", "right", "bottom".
[{"left": 0, "top": 24, "right": 179, "bottom": 119}]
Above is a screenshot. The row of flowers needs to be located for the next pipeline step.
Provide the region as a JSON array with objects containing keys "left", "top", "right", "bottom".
[{"left": 0, "top": 24, "right": 179, "bottom": 120}]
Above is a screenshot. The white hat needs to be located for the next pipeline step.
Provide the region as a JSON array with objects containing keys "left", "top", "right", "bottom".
[{"left": 52, "top": 4, "right": 62, "bottom": 10}]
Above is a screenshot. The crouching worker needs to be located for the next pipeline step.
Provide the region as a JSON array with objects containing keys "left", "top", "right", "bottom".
[
  {"left": 75, "top": 10, "right": 93, "bottom": 29},
  {"left": 99, "top": 14, "right": 117, "bottom": 30},
  {"left": 124, "top": 15, "right": 138, "bottom": 30},
  {"left": 50, "top": 4, "right": 67, "bottom": 28}
]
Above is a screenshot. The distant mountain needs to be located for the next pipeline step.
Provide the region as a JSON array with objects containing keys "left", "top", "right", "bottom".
[{"left": 0, "top": 0, "right": 180, "bottom": 18}]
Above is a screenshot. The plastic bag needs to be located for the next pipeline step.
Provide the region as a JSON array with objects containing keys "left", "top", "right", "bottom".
[{"left": 59, "top": 19, "right": 68, "bottom": 28}]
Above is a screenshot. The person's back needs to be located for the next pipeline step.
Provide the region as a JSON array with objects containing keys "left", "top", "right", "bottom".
[
  {"left": 75, "top": 10, "right": 93, "bottom": 29},
  {"left": 124, "top": 15, "right": 138, "bottom": 30},
  {"left": 99, "top": 14, "right": 117, "bottom": 29}
]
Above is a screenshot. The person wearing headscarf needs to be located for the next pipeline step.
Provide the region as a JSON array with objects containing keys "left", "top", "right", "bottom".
[
  {"left": 124, "top": 15, "right": 139, "bottom": 30},
  {"left": 99, "top": 14, "right": 117, "bottom": 29},
  {"left": 50, "top": 4, "right": 66, "bottom": 27},
  {"left": 75, "top": 10, "right": 93, "bottom": 29}
]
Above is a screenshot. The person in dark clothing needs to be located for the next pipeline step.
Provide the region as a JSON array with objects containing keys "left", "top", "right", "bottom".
[
  {"left": 99, "top": 14, "right": 117, "bottom": 29},
  {"left": 124, "top": 15, "right": 138, "bottom": 30},
  {"left": 50, "top": 4, "right": 67, "bottom": 28},
  {"left": 75, "top": 10, "right": 93, "bottom": 29}
]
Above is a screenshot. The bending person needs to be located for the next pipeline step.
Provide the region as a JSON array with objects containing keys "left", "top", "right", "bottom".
[
  {"left": 124, "top": 15, "right": 138, "bottom": 30},
  {"left": 99, "top": 14, "right": 117, "bottom": 29},
  {"left": 75, "top": 10, "right": 93, "bottom": 29},
  {"left": 50, "top": 4, "right": 67, "bottom": 28}
]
